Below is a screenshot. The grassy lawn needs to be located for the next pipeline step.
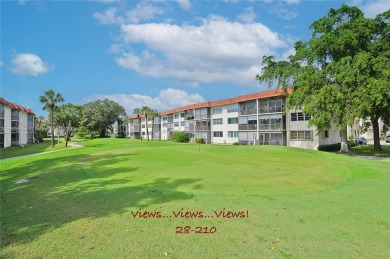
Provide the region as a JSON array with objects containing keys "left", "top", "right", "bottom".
[
  {"left": 0, "top": 138, "right": 69, "bottom": 159},
  {"left": 350, "top": 144, "right": 390, "bottom": 158},
  {"left": 1, "top": 138, "right": 389, "bottom": 258}
]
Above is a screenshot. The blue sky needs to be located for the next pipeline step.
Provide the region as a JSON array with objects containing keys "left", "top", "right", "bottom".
[{"left": 1, "top": 0, "right": 389, "bottom": 117}]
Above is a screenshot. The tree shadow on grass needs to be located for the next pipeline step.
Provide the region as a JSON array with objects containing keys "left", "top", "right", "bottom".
[{"left": 0, "top": 152, "right": 201, "bottom": 251}]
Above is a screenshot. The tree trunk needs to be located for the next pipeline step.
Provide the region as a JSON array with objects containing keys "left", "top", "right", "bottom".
[
  {"left": 339, "top": 128, "right": 349, "bottom": 154},
  {"left": 139, "top": 117, "right": 142, "bottom": 141},
  {"left": 57, "top": 127, "right": 60, "bottom": 145},
  {"left": 372, "top": 117, "right": 382, "bottom": 152},
  {"left": 99, "top": 128, "right": 106, "bottom": 138},
  {"left": 65, "top": 120, "right": 71, "bottom": 147},
  {"left": 50, "top": 111, "right": 55, "bottom": 147},
  {"left": 151, "top": 119, "right": 154, "bottom": 141},
  {"left": 145, "top": 115, "right": 150, "bottom": 141}
]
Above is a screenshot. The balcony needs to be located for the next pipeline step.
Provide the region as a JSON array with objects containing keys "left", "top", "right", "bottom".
[
  {"left": 258, "top": 106, "right": 283, "bottom": 114},
  {"left": 258, "top": 124, "right": 283, "bottom": 131},
  {"left": 11, "top": 116, "right": 19, "bottom": 120},
  {"left": 189, "top": 126, "right": 211, "bottom": 131},
  {"left": 238, "top": 109, "right": 257, "bottom": 115},
  {"left": 11, "top": 127, "right": 19, "bottom": 132},
  {"left": 238, "top": 124, "right": 257, "bottom": 130}
]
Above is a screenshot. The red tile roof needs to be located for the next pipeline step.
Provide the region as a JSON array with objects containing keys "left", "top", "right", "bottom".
[
  {"left": 0, "top": 97, "right": 35, "bottom": 115},
  {"left": 129, "top": 88, "right": 291, "bottom": 118}
]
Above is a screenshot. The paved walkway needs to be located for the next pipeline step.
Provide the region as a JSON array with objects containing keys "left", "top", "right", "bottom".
[
  {"left": 345, "top": 154, "right": 390, "bottom": 162},
  {"left": 0, "top": 142, "right": 84, "bottom": 161}
]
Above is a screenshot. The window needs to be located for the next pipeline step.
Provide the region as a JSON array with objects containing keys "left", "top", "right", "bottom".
[
  {"left": 291, "top": 112, "right": 311, "bottom": 121},
  {"left": 180, "top": 121, "right": 185, "bottom": 126},
  {"left": 213, "top": 118, "right": 223, "bottom": 125},
  {"left": 174, "top": 114, "right": 179, "bottom": 119},
  {"left": 290, "top": 131, "right": 312, "bottom": 141},
  {"left": 174, "top": 122, "right": 179, "bottom": 127},
  {"left": 269, "top": 99, "right": 282, "bottom": 112},
  {"left": 180, "top": 113, "right": 185, "bottom": 118},
  {"left": 228, "top": 131, "right": 238, "bottom": 138},
  {"left": 228, "top": 117, "right": 238, "bottom": 124},
  {"left": 247, "top": 101, "right": 256, "bottom": 110},
  {"left": 258, "top": 117, "right": 269, "bottom": 130},
  {"left": 142, "top": 125, "right": 145, "bottom": 128},
  {"left": 11, "top": 133, "right": 19, "bottom": 141},
  {"left": 213, "top": 107, "right": 222, "bottom": 114},
  {"left": 162, "top": 117, "right": 167, "bottom": 122},
  {"left": 227, "top": 104, "right": 238, "bottom": 113},
  {"left": 213, "top": 131, "right": 223, "bottom": 137},
  {"left": 324, "top": 130, "right": 329, "bottom": 138},
  {"left": 0, "top": 104, "right": 4, "bottom": 118}
]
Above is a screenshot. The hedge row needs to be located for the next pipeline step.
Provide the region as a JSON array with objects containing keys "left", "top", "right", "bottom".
[{"left": 318, "top": 142, "right": 357, "bottom": 151}]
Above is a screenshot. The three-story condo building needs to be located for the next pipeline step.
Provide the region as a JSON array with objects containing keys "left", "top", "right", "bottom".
[
  {"left": 0, "top": 97, "right": 36, "bottom": 148},
  {"left": 127, "top": 89, "right": 341, "bottom": 150}
]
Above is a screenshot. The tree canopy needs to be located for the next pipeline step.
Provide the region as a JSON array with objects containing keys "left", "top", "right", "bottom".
[
  {"left": 81, "top": 99, "right": 126, "bottom": 138},
  {"left": 39, "top": 89, "right": 64, "bottom": 148},
  {"left": 257, "top": 5, "right": 390, "bottom": 152},
  {"left": 54, "top": 103, "right": 83, "bottom": 146}
]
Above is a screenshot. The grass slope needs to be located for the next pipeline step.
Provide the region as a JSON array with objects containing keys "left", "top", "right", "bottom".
[
  {"left": 1, "top": 138, "right": 389, "bottom": 258},
  {"left": 0, "top": 139, "right": 68, "bottom": 159}
]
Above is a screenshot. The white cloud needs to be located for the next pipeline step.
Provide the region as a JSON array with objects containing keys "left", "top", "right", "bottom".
[
  {"left": 93, "top": 7, "right": 119, "bottom": 24},
  {"left": 18, "top": 0, "right": 26, "bottom": 6},
  {"left": 283, "top": 0, "right": 300, "bottom": 5},
  {"left": 125, "top": 3, "right": 164, "bottom": 23},
  {"left": 114, "top": 16, "right": 288, "bottom": 86},
  {"left": 270, "top": 5, "right": 297, "bottom": 20},
  {"left": 93, "top": 3, "right": 164, "bottom": 25},
  {"left": 176, "top": 0, "right": 192, "bottom": 10},
  {"left": 10, "top": 53, "right": 52, "bottom": 76},
  {"left": 83, "top": 88, "right": 206, "bottom": 114},
  {"left": 355, "top": 0, "right": 390, "bottom": 18},
  {"left": 237, "top": 7, "right": 257, "bottom": 23}
]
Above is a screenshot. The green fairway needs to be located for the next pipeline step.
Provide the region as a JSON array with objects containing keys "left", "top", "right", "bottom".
[{"left": 1, "top": 138, "right": 389, "bottom": 258}]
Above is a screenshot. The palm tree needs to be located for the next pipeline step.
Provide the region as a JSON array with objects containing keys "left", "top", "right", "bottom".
[
  {"left": 149, "top": 109, "right": 159, "bottom": 141},
  {"left": 39, "top": 90, "right": 64, "bottom": 148},
  {"left": 133, "top": 108, "right": 142, "bottom": 140},
  {"left": 141, "top": 106, "right": 152, "bottom": 141}
]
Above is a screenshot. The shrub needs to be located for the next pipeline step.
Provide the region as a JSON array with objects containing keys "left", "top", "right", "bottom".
[
  {"left": 318, "top": 143, "right": 341, "bottom": 152},
  {"left": 318, "top": 142, "right": 357, "bottom": 152},
  {"left": 195, "top": 137, "right": 205, "bottom": 144},
  {"left": 233, "top": 142, "right": 240, "bottom": 145},
  {"left": 35, "top": 129, "right": 47, "bottom": 142},
  {"left": 171, "top": 131, "right": 189, "bottom": 143}
]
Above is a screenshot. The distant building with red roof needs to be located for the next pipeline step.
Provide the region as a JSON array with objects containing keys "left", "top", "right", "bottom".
[{"left": 0, "top": 97, "right": 36, "bottom": 148}]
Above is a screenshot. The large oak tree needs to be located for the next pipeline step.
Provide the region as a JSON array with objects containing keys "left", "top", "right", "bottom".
[
  {"left": 257, "top": 5, "right": 389, "bottom": 152},
  {"left": 81, "top": 99, "right": 126, "bottom": 138}
]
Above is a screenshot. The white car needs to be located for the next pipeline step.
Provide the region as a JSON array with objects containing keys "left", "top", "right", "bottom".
[{"left": 386, "top": 135, "right": 390, "bottom": 143}]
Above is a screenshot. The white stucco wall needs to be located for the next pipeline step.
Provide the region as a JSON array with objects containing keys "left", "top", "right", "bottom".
[
  {"left": 286, "top": 110, "right": 319, "bottom": 150},
  {"left": 211, "top": 105, "right": 238, "bottom": 144},
  {"left": 3, "top": 106, "right": 11, "bottom": 148},
  {"left": 318, "top": 121, "right": 341, "bottom": 146},
  {"left": 19, "top": 111, "right": 28, "bottom": 145}
]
